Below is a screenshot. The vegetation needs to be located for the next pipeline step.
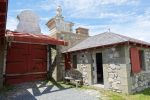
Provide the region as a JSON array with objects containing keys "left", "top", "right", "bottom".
[{"left": 79, "top": 86, "right": 150, "bottom": 100}]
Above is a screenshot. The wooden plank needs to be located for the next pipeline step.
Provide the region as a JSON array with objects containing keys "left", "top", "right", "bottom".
[{"left": 5, "top": 43, "right": 47, "bottom": 84}]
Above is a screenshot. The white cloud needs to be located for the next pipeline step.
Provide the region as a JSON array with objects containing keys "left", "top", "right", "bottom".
[
  {"left": 100, "top": 0, "right": 139, "bottom": 5},
  {"left": 64, "top": 0, "right": 139, "bottom": 19},
  {"left": 10, "top": 9, "right": 33, "bottom": 14},
  {"left": 72, "top": 6, "right": 150, "bottom": 42},
  {"left": 38, "top": 0, "right": 56, "bottom": 11},
  {"left": 6, "top": 16, "right": 18, "bottom": 31},
  {"left": 40, "top": 17, "right": 50, "bottom": 21}
]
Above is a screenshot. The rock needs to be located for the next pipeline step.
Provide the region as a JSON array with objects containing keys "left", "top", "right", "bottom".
[
  {"left": 114, "top": 52, "right": 119, "bottom": 57},
  {"left": 108, "top": 78, "right": 114, "bottom": 83},
  {"left": 108, "top": 68, "right": 113, "bottom": 72},
  {"left": 108, "top": 73, "right": 115, "bottom": 78},
  {"left": 109, "top": 64, "right": 116, "bottom": 70}
]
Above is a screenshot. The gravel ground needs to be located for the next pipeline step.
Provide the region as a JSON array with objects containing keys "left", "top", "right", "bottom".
[{"left": 0, "top": 81, "right": 100, "bottom": 100}]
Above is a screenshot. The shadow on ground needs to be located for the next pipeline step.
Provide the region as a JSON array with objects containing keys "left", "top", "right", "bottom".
[{"left": 0, "top": 78, "right": 72, "bottom": 100}]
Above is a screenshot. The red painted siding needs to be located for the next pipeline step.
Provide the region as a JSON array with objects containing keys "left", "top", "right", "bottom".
[
  {"left": 6, "top": 31, "right": 68, "bottom": 46},
  {"left": 64, "top": 53, "right": 71, "bottom": 70},
  {"left": 130, "top": 47, "right": 141, "bottom": 73},
  {"left": 5, "top": 43, "right": 47, "bottom": 84}
]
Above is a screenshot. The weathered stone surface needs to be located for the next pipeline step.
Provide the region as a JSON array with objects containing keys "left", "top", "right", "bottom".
[
  {"left": 102, "top": 46, "right": 128, "bottom": 93},
  {"left": 131, "top": 72, "right": 150, "bottom": 92}
]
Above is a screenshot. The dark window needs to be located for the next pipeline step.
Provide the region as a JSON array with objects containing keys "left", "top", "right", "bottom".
[
  {"left": 60, "top": 34, "right": 64, "bottom": 40},
  {"left": 139, "top": 50, "right": 145, "bottom": 70},
  {"left": 73, "top": 55, "right": 77, "bottom": 69}
]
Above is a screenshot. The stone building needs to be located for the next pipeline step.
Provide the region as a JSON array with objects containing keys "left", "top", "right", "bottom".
[
  {"left": 46, "top": 6, "right": 89, "bottom": 81},
  {"left": 46, "top": 6, "right": 150, "bottom": 94}
]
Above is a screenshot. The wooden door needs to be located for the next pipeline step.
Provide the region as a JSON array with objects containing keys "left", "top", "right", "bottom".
[{"left": 5, "top": 43, "right": 47, "bottom": 84}]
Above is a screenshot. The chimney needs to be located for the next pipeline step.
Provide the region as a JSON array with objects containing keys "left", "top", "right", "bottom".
[{"left": 76, "top": 27, "right": 89, "bottom": 36}]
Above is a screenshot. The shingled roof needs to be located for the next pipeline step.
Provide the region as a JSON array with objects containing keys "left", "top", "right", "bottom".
[{"left": 67, "top": 32, "right": 150, "bottom": 52}]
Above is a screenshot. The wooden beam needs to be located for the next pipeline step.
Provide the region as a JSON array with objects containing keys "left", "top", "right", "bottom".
[
  {"left": 0, "top": 13, "right": 6, "bottom": 16},
  {"left": 0, "top": 0, "right": 7, "bottom": 2}
]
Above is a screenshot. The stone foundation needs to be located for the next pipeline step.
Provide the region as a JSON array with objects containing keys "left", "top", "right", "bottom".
[
  {"left": 129, "top": 48, "right": 150, "bottom": 93},
  {"left": 77, "top": 64, "right": 92, "bottom": 85},
  {"left": 131, "top": 72, "right": 150, "bottom": 92},
  {"left": 103, "top": 46, "right": 130, "bottom": 93},
  {"left": 107, "top": 64, "right": 121, "bottom": 92},
  {"left": 103, "top": 64, "right": 130, "bottom": 93}
]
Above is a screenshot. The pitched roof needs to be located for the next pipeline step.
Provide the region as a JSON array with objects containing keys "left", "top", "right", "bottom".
[
  {"left": 5, "top": 30, "right": 68, "bottom": 46},
  {"left": 67, "top": 32, "right": 150, "bottom": 52}
]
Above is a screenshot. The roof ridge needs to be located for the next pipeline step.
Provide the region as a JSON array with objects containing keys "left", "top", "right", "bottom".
[
  {"left": 108, "top": 32, "right": 128, "bottom": 41},
  {"left": 111, "top": 32, "right": 150, "bottom": 44}
]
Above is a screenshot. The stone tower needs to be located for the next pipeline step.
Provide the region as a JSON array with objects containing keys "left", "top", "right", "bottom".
[
  {"left": 46, "top": 6, "right": 89, "bottom": 81},
  {"left": 46, "top": 6, "right": 74, "bottom": 35}
]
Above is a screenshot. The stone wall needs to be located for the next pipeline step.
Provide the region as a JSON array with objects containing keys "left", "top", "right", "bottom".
[
  {"left": 144, "top": 49, "right": 150, "bottom": 71},
  {"left": 49, "top": 45, "right": 59, "bottom": 81},
  {"left": 69, "top": 46, "right": 130, "bottom": 93},
  {"left": 75, "top": 52, "right": 93, "bottom": 85},
  {"left": 50, "top": 31, "right": 88, "bottom": 81},
  {"left": 77, "top": 64, "right": 92, "bottom": 85},
  {"left": 57, "top": 32, "right": 88, "bottom": 52},
  {"left": 103, "top": 46, "right": 130, "bottom": 93},
  {"left": 129, "top": 48, "right": 150, "bottom": 93},
  {"left": 131, "top": 72, "right": 150, "bottom": 92}
]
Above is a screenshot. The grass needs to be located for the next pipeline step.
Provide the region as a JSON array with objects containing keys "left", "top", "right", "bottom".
[
  {"left": 45, "top": 79, "right": 75, "bottom": 89},
  {"left": 79, "top": 86, "right": 150, "bottom": 100}
]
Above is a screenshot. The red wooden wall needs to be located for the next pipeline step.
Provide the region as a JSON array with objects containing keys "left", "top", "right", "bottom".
[{"left": 5, "top": 43, "right": 47, "bottom": 84}]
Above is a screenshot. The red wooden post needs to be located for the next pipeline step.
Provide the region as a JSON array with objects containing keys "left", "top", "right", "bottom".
[{"left": 64, "top": 53, "right": 71, "bottom": 70}]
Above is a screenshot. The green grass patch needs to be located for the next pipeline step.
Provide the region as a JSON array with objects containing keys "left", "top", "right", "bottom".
[
  {"left": 46, "top": 78, "right": 75, "bottom": 89},
  {"left": 79, "top": 86, "right": 150, "bottom": 100}
]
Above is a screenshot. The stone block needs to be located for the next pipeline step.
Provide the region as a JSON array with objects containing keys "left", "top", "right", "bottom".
[
  {"left": 120, "top": 77, "right": 129, "bottom": 85},
  {"left": 120, "top": 85, "right": 130, "bottom": 94},
  {"left": 118, "top": 64, "right": 131, "bottom": 78}
]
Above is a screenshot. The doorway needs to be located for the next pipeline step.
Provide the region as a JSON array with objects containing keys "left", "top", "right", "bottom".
[{"left": 96, "top": 53, "right": 103, "bottom": 84}]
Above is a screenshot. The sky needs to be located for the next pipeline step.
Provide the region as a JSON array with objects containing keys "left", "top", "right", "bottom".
[{"left": 7, "top": 0, "right": 150, "bottom": 42}]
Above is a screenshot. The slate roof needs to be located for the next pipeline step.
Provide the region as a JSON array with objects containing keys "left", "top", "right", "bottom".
[{"left": 67, "top": 32, "right": 150, "bottom": 52}]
